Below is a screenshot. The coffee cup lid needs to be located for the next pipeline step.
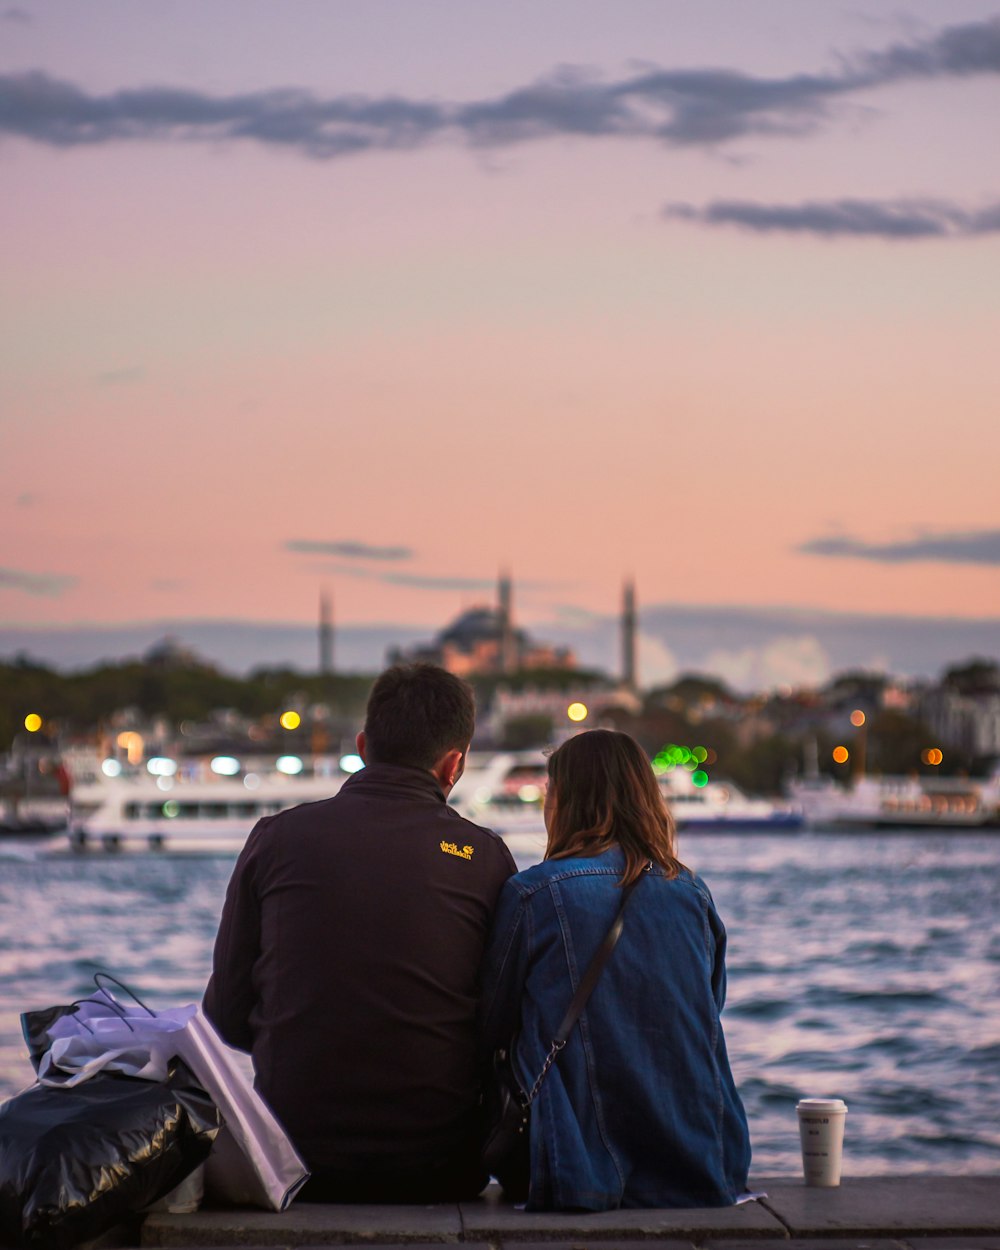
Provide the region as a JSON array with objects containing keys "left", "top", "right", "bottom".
[{"left": 797, "top": 1098, "right": 848, "bottom": 1112}]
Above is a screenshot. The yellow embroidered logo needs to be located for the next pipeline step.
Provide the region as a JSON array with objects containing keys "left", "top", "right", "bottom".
[{"left": 440, "top": 841, "right": 474, "bottom": 860}]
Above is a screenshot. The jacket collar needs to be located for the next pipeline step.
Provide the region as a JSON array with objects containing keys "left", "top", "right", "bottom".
[{"left": 341, "top": 761, "right": 447, "bottom": 803}]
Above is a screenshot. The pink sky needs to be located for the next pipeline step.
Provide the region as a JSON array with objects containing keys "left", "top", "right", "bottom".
[{"left": 2, "top": 2, "right": 998, "bottom": 683}]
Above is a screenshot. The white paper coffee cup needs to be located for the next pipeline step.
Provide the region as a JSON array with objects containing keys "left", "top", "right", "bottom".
[{"left": 797, "top": 1098, "right": 848, "bottom": 1187}]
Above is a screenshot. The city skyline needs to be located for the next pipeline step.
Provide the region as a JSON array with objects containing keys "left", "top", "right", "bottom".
[{"left": 2, "top": 2, "right": 998, "bottom": 691}]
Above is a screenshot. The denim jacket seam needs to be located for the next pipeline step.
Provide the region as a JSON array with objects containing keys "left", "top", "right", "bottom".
[
  {"left": 578, "top": 1007, "right": 626, "bottom": 1203},
  {"left": 551, "top": 875, "right": 627, "bottom": 1206},
  {"left": 547, "top": 879, "right": 577, "bottom": 1207},
  {"left": 702, "top": 893, "right": 727, "bottom": 1175}
]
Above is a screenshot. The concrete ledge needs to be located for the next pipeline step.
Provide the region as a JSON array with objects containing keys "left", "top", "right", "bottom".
[
  {"left": 756, "top": 1177, "right": 1000, "bottom": 1238},
  {"left": 140, "top": 1176, "right": 1000, "bottom": 1248},
  {"left": 141, "top": 1203, "right": 462, "bottom": 1247},
  {"left": 459, "top": 1183, "right": 785, "bottom": 1240}
]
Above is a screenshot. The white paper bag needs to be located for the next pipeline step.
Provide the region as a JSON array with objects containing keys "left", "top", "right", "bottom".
[{"left": 36, "top": 989, "right": 309, "bottom": 1210}]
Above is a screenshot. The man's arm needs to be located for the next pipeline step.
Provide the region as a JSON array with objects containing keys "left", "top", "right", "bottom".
[
  {"left": 203, "top": 819, "right": 267, "bottom": 1051},
  {"left": 478, "top": 878, "right": 530, "bottom": 1059}
]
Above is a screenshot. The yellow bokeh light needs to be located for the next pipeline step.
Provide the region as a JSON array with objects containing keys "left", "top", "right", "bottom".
[
  {"left": 279, "top": 710, "right": 302, "bottom": 731},
  {"left": 24, "top": 713, "right": 43, "bottom": 733},
  {"left": 567, "top": 702, "right": 588, "bottom": 723},
  {"left": 832, "top": 745, "right": 850, "bottom": 764},
  {"left": 850, "top": 710, "right": 866, "bottom": 727}
]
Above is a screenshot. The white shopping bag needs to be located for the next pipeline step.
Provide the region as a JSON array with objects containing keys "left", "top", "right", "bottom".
[{"left": 33, "top": 979, "right": 309, "bottom": 1211}]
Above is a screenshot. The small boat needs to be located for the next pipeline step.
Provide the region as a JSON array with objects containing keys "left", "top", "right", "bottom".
[
  {"left": 658, "top": 772, "right": 804, "bottom": 832},
  {"left": 0, "top": 808, "right": 67, "bottom": 838}
]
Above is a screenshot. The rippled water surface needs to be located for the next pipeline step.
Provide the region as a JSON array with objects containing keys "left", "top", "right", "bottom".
[{"left": 1, "top": 831, "right": 998, "bottom": 1177}]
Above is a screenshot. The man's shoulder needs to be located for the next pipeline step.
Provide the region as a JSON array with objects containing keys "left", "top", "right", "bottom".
[{"left": 437, "top": 806, "right": 518, "bottom": 872}]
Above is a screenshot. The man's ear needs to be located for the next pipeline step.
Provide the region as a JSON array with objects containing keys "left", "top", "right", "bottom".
[
  {"left": 356, "top": 731, "right": 367, "bottom": 763},
  {"left": 433, "top": 746, "right": 465, "bottom": 794}
]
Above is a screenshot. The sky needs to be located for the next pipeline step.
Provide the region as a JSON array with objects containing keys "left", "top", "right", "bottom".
[{"left": 2, "top": 1, "right": 998, "bottom": 690}]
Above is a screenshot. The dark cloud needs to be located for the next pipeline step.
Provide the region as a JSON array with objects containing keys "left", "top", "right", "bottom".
[
  {"left": 380, "top": 571, "right": 496, "bottom": 591},
  {"left": 96, "top": 366, "right": 146, "bottom": 385},
  {"left": 1, "top": 18, "right": 998, "bottom": 158},
  {"left": 856, "top": 17, "right": 1000, "bottom": 81},
  {"left": 0, "top": 566, "right": 77, "bottom": 596},
  {"left": 0, "top": 71, "right": 448, "bottom": 155},
  {"left": 286, "top": 539, "right": 414, "bottom": 561},
  {"left": 319, "top": 562, "right": 497, "bottom": 592},
  {"left": 663, "top": 197, "right": 1000, "bottom": 239},
  {"left": 313, "top": 561, "right": 554, "bottom": 594},
  {"left": 799, "top": 529, "right": 1000, "bottom": 566}
]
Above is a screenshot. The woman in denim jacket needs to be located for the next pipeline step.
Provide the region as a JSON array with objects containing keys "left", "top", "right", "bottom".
[{"left": 480, "top": 730, "right": 751, "bottom": 1211}]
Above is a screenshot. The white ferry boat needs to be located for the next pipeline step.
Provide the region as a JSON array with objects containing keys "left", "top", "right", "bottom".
[
  {"left": 60, "top": 763, "right": 347, "bottom": 853},
  {"left": 788, "top": 771, "right": 1000, "bottom": 830}
]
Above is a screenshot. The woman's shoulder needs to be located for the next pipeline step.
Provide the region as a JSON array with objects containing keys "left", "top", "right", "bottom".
[
  {"left": 506, "top": 850, "right": 624, "bottom": 898},
  {"left": 504, "top": 854, "right": 718, "bottom": 908}
]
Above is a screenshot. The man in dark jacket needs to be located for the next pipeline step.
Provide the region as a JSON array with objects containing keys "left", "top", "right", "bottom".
[{"left": 204, "top": 664, "right": 516, "bottom": 1202}]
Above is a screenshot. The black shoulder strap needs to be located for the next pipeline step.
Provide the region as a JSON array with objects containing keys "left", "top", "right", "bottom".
[{"left": 523, "top": 867, "right": 646, "bottom": 1104}]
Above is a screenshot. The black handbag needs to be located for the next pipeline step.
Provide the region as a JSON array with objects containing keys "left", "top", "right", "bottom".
[
  {"left": 482, "top": 1043, "right": 530, "bottom": 1178},
  {"left": 482, "top": 872, "right": 642, "bottom": 1178}
]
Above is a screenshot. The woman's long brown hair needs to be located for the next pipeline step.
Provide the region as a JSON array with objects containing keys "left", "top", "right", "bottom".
[{"left": 545, "top": 729, "right": 683, "bottom": 885}]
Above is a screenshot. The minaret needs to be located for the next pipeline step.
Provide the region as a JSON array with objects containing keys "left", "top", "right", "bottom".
[
  {"left": 622, "top": 578, "right": 637, "bottom": 692},
  {"left": 498, "top": 569, "right": 516, "bottom": 674},
  {"left": 319, "top": 589, "right": 334, "bottom": 676}
]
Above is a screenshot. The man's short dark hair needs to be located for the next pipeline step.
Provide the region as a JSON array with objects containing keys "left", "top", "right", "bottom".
[{"left": 363, "top": 664, "right": 475, "bottom": 771}]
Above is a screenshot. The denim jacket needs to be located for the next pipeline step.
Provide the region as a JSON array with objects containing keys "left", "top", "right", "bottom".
[{"left": 480, "top": 849, "right": 751, "bottom": 1210}]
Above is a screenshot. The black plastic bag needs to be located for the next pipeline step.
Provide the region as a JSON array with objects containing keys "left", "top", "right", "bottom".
[{"left": 0, "top": 1060, "right": 220, "bottom": 1250}]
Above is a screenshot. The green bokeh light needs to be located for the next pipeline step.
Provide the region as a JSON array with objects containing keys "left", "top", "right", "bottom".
[
  {"left": 691, "top": 770, "right": 709, "bottom": 788},
  {"left": 655, "top": 743, "right": 716, "bottom": 775}
]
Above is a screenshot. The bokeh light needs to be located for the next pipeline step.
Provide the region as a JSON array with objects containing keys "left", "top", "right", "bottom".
[
  {"left": 279, "top": 710, "right": 301, "bottom": 731},
  {"left": 850, "top": 710, "right": 867, "bottom": 727},
  {"left": 116, "top": 731, "right": 144, "bottom": 764},
  {"left": 567, "top": 702, "right": 588, "bottom": 722},
  {"left": 922, "top": 748, "right": 944, "bottom": 766},
  {"left": 691, "top": 770, "right": 709, "bottom": 788},
  {"left": 147, "top": 757, "right": 178, "bottom": 777},
  {"left": 211, "top": 756, "right": 241, "bottom": 776},
  {"left": 654, "top": 743, "right": 716, "bottom": 774},
  {"left": 23, "top": 713, "right": 43, "bottom": 733},
  {"left": 832, "top": 745, "right": 850, "bottom": 764}
]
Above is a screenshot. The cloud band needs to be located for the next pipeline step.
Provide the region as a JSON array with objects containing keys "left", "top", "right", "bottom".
[{"left": 799, "top": 529, "right": 1000, "bottom": 566}]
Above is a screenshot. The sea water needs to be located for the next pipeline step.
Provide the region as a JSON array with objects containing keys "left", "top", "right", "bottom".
[{"left": 1, "top": 831, "right": 997, "bottom": 1177}]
